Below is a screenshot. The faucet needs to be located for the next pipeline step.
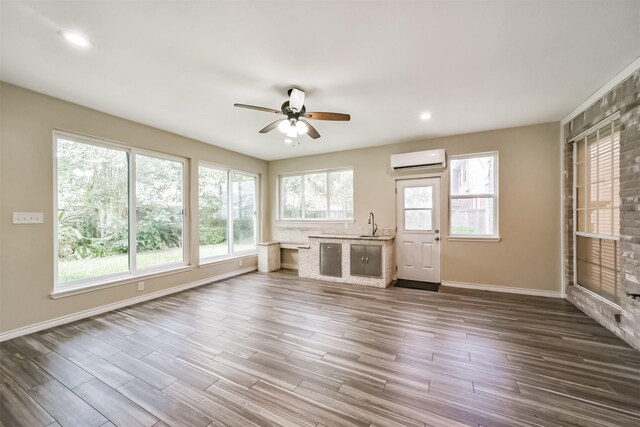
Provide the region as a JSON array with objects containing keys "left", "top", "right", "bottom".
[{"left": 368, "top": 212, "right": 378, "bottom": 236}]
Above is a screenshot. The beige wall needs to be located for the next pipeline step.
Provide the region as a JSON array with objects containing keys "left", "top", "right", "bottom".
[
  {"left": 0, "top": 83, "right": 268, "bottom": 334},
  {"left": 0, "top": 81, "right": 561, "bottom": 336},
  {"left": 268, "top": 122, "right": 561, "bottom": 292}
]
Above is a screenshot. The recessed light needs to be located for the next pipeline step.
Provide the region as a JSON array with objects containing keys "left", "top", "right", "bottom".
[
  {"left": 59, "top": 30, "right": 91, "bottom": 48},
  {"left": 284, "top": 139, "right": 293, "bottom": 144},
  {"left": 420, "top": 112, "right": 432, "bottom": 121}
]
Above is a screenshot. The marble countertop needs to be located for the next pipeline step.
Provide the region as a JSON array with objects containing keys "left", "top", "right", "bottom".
[{"left": 307, "top": 234, "right": 395, "bottom": 241}]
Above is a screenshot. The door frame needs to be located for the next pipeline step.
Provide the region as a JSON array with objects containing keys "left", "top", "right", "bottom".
[{"left": 394, "top": 172, "right": 444, "bottom": 281}]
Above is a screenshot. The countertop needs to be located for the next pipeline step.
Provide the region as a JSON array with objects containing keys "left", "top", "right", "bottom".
[{"left": 307, "top": 234, "right": 395, "bottom": 241}]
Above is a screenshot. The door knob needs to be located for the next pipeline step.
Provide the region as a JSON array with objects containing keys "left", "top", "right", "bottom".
[{"left": 435, "top": 237, "right": 440, "bottom": 241}]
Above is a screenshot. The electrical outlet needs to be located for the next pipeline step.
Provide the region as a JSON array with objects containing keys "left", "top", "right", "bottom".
[
  {"left": 137, "top": 282, "right": 144, "bottom": 292},
  {"left": 13, "top": 212, "right": 44, "bottom": 224},
  {"left": 238, "top": 259, "right": 243, "bottom": 267}
]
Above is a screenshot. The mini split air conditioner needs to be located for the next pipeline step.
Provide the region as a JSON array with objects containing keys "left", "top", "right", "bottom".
[{"left": 390, "top": 149, "right": 446, "bottom": 170}]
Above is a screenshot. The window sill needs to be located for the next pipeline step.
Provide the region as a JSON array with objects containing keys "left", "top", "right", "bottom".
[
  {"left": 198, "top": 253, "right": 257, "bottom": 268},
  {"left": 51, "top": 265, "right": 195, "bottom": 299},
  {"left": 446, "top": 236, "right": 501, "bottom": 243},
  {"left": 275, "top": 219, "right": 355, "bottom": 225}
]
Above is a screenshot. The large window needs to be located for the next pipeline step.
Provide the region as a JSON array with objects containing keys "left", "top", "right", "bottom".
[
  {"left": 199, "top": 164, "right": 257, "bottom": 261},
  {"left": 449, "top": 152, "right": 498, "bottom": 238},
  {"left": 55, "top": 133, "right": 186, "bottom": 288},
  {"left": 279, "top": 169, "right": 353, "bottom": 220},
  {"left": 574, "top": 116, "right": 621, "bottom": 305}
]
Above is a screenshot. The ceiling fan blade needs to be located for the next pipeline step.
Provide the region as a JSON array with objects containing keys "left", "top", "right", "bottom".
[
  {"left": 234, "top": 103, "right": 283, "bottom": 115},
  {"left": 301, "top": 120, "right": 320, "bottom": 139},
  {"left": 304, "top": 112, "right": 351, "bottom": 121},
  {"left": 289, "top": 88, "right": 305, "bottom": 112},
  {"left": 259, "top": 119, "right": 284, "bottom": 134}
]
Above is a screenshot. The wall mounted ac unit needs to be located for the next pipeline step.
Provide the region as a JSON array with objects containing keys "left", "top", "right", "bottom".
[{"left": 390, "top": 149, "right": 446, "bottom": 170}]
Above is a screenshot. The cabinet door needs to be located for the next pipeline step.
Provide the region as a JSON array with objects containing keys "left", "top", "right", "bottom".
[
  {"left": 364, "top": 246, "right": 382, "bottom": 277},
  {"left": 320, "top": 243, "right": 342, "bottom": 277},
  {"left": 350, "top": 245, "right": 366, "bottom": 276}
]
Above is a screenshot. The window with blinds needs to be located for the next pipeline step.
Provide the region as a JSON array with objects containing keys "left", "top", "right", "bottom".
[{"left": 573, "top": 116, "right": 621, "bottom": 305}]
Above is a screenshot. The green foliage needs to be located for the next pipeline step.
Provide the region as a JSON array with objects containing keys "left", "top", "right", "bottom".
[
  {"left": 451, "top": 226, "right": 480, "bottom": 234},
  {"left": 199, "top": 225, "right": 227, "bottom": 245},
  {"left": 136, "top": 206, "right": 182, "bottom": 252}
]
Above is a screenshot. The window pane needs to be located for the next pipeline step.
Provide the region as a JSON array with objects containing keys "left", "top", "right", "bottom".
[
  {"left": 232, "top": 173, "right": 256, "bottom": 253},
  {"left": 57, "top": 138, "right": 129, "bottom": 284},
  {"left": 405, "top": 209, "right": 432, "bottom": 231},
  {"left": 597, "top": 125, "right": 612, "bottom": 185},
  {"left": 597, "top": 208, "right": 612, "bottom": 235},
  {"left": 404, "top": 187, "right": 432, "bottom": 209},
  {"left": 450, "top": 156, "right": 495, "bottom": 195},
  {"left": 586, "top": 208, "right": 597, "bottom": 233},
  {"left": 576, "top": 162, "right": 585, "bottom": 190},
  {"left": 328, "top": 170, "right": 353, "bottom": 219},
  {"left": 450, "top": 198, "right": 495, "bottom": 235},
  {"left": 577, "top": 236, "right": 620, "bottom": 305},
  {"left": 577, "top": 209, "right": 585, "bottom": 232},
  {"left": 598, "top": 180, "right": 612, "bottom": 208},
  {"left": 586, "top": 132, "right": 598, "bottom": 183},
  {"left": 576, "top": 139, "right": 585, "bottom": 163},
  {"left": 576, "top": 185, "right": 585, "bottom": 210},
  {"left": 281, "top": 175, "right": 302, "bottom": 218},
  {"left": 304, "top": 173, "right": 327, "bottom": 218},
  {"left": 613, "top": 122, "right": 621, "bottom": 179},
  {"left": 199, "top": 166, "right": 228, "bottom": 259},
  {"left": 585, "top": 183, "right": 598, "bottom": 209},
  {"left": 136, "top": 155, "right": 184, "bottom": 269}
]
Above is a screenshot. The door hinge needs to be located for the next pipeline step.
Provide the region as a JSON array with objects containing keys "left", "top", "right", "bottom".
[{"left": 395, "top": 265, "right": 398, "bottom": 271}]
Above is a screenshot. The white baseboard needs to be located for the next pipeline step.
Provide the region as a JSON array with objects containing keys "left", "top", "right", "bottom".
[
  {"left": 441, "top": 280, "right": 562, "bottom": 298},
  {"left": 0, "top": 266, "right": 257, "bottom": 343},
  {"left": 280, "top": 263, "right": 298, "bottom": 270}
]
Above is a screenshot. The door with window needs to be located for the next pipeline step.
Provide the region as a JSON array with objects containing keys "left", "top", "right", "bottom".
[{"left": 396, "top": 178, "right": 441, "bottom": 283}]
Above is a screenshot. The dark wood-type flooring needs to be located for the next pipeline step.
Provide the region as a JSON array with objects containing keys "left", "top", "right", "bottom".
[{"left": 2, "top": 270, "right": 640, "bottom": 427}]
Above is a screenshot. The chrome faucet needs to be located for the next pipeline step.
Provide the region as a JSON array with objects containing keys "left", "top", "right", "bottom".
[{"left": 368, "top": 212, "right": 378, "bottom": 236}]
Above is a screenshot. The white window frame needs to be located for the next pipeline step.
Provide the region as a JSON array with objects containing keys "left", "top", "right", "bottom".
[
  {"left": 278, "top": 167, "right": 354, "bottom": 221},
  {"left": 448, "top": 151, "right": 499, "bottom": 240},
  {"left": 199, "top": 161, "right": 259, "bottom": 263},
  {"left": 53, "top": 130, "right": 189, "bottom": 291},
  {"left": 571, "top": 112, "right": 621, "bottom": 308}
]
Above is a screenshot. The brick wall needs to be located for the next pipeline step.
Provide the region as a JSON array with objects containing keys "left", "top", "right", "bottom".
[{"left": 563, "top": 70, "right": 640, "bottom": 351}]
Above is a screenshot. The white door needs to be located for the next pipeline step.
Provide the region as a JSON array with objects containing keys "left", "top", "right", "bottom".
[{"left": 396, "top": 178, "right": 441, "bottom": 283}]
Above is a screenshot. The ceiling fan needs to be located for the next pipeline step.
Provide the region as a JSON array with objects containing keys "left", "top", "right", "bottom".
[{"left": 234, "top": 88, "right": 350, "bottom": 140}]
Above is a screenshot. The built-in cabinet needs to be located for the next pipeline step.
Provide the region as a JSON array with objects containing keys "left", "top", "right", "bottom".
[
  {"left": 298, "top": 234, "right": 394, "bottom": 288},
  {"left": 350, "top": 245, "right": 382, "bottom": 277},
  {"left": 320, "top": 243, "right": 342, "bottom": 277}
]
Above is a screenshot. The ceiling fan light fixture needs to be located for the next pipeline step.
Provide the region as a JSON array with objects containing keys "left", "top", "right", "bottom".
[
  {"left": 277, "top": 120, "right": 292, "bottom": 134},
  {"left": 286, "top": 128, "right": 298, "bottom": 138},
  {"left": 295, "top": 121, "right": 308, "bottom": 135}
]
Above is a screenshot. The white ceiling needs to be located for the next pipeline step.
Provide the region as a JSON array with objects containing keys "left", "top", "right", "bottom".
[{"left": 2, "top": 1, "right": 639, "bottom": 161}]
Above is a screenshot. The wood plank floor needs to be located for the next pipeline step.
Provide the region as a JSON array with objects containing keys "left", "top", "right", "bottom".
[{"left": 2, "top": 269, "right": 640, "bottom": 427}]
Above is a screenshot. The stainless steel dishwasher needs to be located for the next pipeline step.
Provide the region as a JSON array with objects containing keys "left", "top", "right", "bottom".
[{"left": 320, "top": 243, "right": 342, "bottom": 277}]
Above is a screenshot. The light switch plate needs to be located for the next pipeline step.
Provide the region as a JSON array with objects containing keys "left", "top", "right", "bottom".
[{"left": 13, "top": 212, "right": 44, "bottom": 224}]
